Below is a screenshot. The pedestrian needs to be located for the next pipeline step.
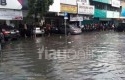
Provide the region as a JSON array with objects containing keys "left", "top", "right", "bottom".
[
  {"left": 30, "top": 23, "right": 36, "bottom": 38},
  {"left": 112, "top": 24, "right": 115, "bottom": 30},
  {"left": 24, "top": 23, "right": 28, "bottom": 38},
  {"left": 26, "top": 24, "right": 31, "bottom": 37},
  {"left": 45, "top": 23, "right": 51, "bottom": 37},
  {"left": 19, "top": 22, "right": 24, "bottom": 37}
]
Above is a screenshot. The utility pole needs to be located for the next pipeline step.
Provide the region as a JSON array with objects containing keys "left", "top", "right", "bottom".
[{"left": 64, "top": 12, "right": 68, "bottom": 37}]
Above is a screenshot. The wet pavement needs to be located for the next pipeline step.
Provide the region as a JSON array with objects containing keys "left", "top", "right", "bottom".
[{"left": 1, "top": 31, "right": 125, "bottom": 80}]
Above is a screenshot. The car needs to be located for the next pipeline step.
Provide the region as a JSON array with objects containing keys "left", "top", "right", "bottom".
[
  {"left": 58, "top": 25, "right": 82, "bottom": 35},
  {"left": 115, "top": 23, "right": 125, "bottom": 32},
  {"left": 51, "top": 26, "right": 59, "bottom": 34},
  {"left": 1, "top": 26, "right": 20, "bottom": 41},
  {"left": 34, "top": 27, "right": 45, "bottom": 35}
]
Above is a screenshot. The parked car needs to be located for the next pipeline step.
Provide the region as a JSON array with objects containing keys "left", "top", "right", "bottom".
[
  {"left": 58, "top": 25, "right": 82, "bottom": 35},
  {"left": 1, "top": 26, "right": 20, "bottom": 41},
  {"left": 34, "top": 27, "right": 45, "bottom": 35},
  {"left": 51, "top": 26, "right": 59, "bottom": 34},
  {"left": 115, "top": 23, "right": 125, "bottom": 32}
]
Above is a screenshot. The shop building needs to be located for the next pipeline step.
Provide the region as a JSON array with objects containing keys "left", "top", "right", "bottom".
[
  {"left": 90, "top": 0, "right": 121, "bottom": 24},
  {"left": 56, "top": 0, "right": 95, "bottom": 26},
  {"left": 0, "top": 0, "right": 23, "bottom": 25}
]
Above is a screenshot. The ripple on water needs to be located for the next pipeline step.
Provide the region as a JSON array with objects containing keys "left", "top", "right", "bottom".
[{"left": 1, "top": 32, "right": 125, "bottom": 80}]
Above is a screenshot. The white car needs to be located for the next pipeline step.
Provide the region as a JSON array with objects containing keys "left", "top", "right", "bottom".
[{"left": 35, "top": 27, "right": 45, "bottom": 35}]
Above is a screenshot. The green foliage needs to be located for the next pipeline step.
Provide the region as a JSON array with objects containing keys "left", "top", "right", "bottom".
[{"left": 27, "top": 0, "right": 53, "bottom": 19}]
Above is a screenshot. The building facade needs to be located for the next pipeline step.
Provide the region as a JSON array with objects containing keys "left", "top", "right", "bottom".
[
  {"left": 90, "top": 0, "right": 121, "bottom": 24},
  {"left": 48, "top": 0, "right": 95, "bottom": 26},
  {"left": 49, "top": 0, "right": 122, "bottom": 26},
  {"left": 4, "top": 0, "right": 121, "bottom": 25}
]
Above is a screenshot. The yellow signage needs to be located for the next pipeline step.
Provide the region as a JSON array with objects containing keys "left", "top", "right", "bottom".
[{"left": 60, "top": 4, "right": 77, "bottom": 13}]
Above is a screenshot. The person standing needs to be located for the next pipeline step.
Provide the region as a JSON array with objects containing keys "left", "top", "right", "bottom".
[
  {"left": 46, "top": 23, "right": 51, "bottom": 37},
  {"left": 24, "top": 23, "right": 28, "bottom": 38},
  {"left": 19, "top": 22, "right": 24, "bottom": 37},
  {"left": 30, "top": 23, "right": 35, "bottom": 38}
]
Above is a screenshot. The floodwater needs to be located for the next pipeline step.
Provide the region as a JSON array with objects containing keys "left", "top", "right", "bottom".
[{"left": 1, "top": 31, "right": 125, "bottom": 80}]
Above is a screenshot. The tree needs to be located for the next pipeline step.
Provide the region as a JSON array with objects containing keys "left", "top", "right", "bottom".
[{"left": 27, "top": 0, "right": 53, "bottom": 22}]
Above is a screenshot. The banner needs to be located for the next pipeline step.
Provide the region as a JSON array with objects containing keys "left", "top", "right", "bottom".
[
  {"left": 0, "top": 9, "right": 23, "bottom": 20},
  {"left": 107, "top": 11, "right": 120, "bottom": 18},
  {"left": 60, "top": 4, "right": 77, "bottom": 13},
  {"left": 78, "top": 4, "right": 94, "bottom": 15}
]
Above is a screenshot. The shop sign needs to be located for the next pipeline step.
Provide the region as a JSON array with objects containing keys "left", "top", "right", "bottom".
[
  {"left": 60, "top": 4, "right": 77, "bottom": 13},
  {"left": 111, "top": 0, "right": 120, "bottom": 8},
  {"left": 57, "top": 12, "right": 65, "bottom": 16},
  {"left": 60, "top": 0, "right": 90, "bottom": 5},
  {"left": 76, "top": 0, "right": 90, "bottom": 5},
  {"left": 78, "top": 4, "right": 94, "bottom": 15},
  {"left": 0, "top": 9, "right": 23, "bottom": 20},
  {"left": 70, "top": 14, "right": 83, "bottom": 21},
  {"left": 106, "top": 11, "right": 120, "bottom": 18}
]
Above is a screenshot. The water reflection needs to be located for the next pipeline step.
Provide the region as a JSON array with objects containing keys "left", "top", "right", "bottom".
[{"left": 1, "top": 32, "right": 125, "bottom": 80}]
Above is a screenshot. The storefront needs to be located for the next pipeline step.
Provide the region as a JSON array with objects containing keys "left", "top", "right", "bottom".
[{"left": 59, "top": 0, "right": 94, "bottom": 26}]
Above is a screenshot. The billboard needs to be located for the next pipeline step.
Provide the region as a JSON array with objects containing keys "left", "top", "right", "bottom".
[{"left": 60, "top": 4, "right": 77, "bottom": 13}]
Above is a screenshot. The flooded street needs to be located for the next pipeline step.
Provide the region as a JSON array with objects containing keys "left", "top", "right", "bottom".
[{"left": 1, "top": 31, "right": 125, "bottom": 80}]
